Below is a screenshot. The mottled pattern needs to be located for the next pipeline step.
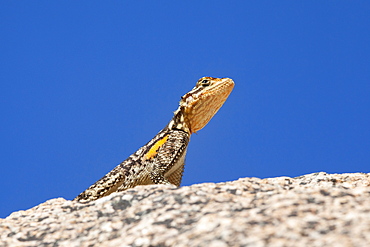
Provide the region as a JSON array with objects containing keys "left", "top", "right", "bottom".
[
  {"left": 74, "top": 129, "right": 189, "bottom": 203},
  {"left": 2, "top": 172, "right": 370, "bottom": 246},
  {"left": 74, "top": 77, "right": 234, "bottom": 203}
]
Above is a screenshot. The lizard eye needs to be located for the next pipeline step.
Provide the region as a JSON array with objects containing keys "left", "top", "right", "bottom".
[{"left": 200, "top": 79, "right": 210, "bottom": 87}]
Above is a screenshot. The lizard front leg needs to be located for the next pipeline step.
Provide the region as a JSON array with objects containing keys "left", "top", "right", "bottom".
[
  {"left": 116, "top": 130, "right": 189, "bottom": 191},
  {"left": 149, "top": 129, "right": 189, "bottom": 185}
]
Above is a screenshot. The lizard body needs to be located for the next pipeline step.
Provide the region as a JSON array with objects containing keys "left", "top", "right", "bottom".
[{"left": 74, "top": 77, "right": 234, "bottom": 203}]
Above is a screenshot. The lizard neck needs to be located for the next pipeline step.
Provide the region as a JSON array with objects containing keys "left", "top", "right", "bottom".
[{"left": 167, "top": 107, "right": 191, "bottom": 135}]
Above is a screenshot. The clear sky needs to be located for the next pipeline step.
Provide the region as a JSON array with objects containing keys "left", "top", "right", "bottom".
[{"left": 1, "top": 2, "right": 369, "bottom": 218}]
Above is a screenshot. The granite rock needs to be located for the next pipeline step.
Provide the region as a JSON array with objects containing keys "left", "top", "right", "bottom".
[{"left": 1, "top": 172, "right": 370, "bottom": 247}]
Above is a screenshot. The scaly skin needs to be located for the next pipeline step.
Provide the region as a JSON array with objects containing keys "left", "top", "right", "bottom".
[{"left": 74, "top": 77, "right": 234, "bottom": 203}]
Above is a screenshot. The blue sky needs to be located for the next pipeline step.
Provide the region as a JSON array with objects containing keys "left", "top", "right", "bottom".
[{"left": 1, "top": 2, "right": 369, "bottom": 218}]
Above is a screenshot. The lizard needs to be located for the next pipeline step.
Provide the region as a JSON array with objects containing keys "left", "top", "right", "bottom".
[{"left": 74, "top": 76, "right": 234, "bottom": 203}]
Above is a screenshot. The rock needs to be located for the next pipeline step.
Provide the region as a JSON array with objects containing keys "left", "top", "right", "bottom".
[{"left": 1, "top": 172, "right": 370, "bottom": 246}]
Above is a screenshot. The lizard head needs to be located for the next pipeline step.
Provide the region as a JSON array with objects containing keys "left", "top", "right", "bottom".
[{"left": 179, "top": 77, "right": 234, "bottom": 134}]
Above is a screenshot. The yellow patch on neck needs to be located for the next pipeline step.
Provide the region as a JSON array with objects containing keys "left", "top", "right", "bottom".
[{"left": 144, "top": 135, "right": 169, "bottom": 160}]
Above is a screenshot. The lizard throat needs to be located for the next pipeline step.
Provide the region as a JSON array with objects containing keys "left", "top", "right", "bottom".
[{"left": 167, "top": 108, "right": 191, "bottom": 134}]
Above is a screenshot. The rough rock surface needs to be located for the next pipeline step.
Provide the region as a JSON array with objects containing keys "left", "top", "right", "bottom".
[{"left": 1, "top": 172, "right": 370, "bottom": 247}]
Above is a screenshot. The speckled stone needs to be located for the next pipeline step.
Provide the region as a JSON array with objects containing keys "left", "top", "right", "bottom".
[{"left": 1, "top": 172, "right": 370, "bottom": 246}]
